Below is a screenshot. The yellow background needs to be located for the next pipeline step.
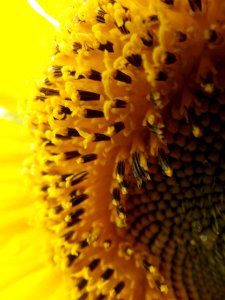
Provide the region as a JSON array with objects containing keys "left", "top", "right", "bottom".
[{"left": 0, "top": 0, "right": 70, "bottom": 111}]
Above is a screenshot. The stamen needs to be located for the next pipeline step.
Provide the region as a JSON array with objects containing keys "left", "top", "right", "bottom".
[
  {"left": 71, "top": 194, "right": 88, "bottom": 207},
  {"left": 175, "top": 31, "right": 187, "bottom": 42},
  {"left": 80, "top": 239, "right": 89, "bottom": 248},
  {"left": 141, "top": 31, "right": 154, "bottom": 47},
  {"left": 40, "top": 87, "right": 59, "bottom": 96},
  {"left": 112, "top": 188, "right": 120, "bottom": 205},
  {"left": 126, "top": 54, "right": 142, "bottom": 67},
  {"left": 88, "top": 69, "right": 102, "bottom": 81},
  {"left": 114, "top": 70, "right": 132, "bottom": 84},
  {"left": 93, "top": 133, "right": 110, "bottom": 142},
  {"left": 77, "top": 278, "right": 88, "bottom": 290},
  {"left": 88, "top": 258, "right": 100, "bottom": 271},
  {"left": 101, "top": 268, "right": 114, "bottom": 280},
  {"left": 96, "top": 294, "right": 106, "bottom": 300},
  {"left": 98, "top": 41, "right": 114, "bottom": 52},
  {"left": 188, "top": 0, "right": 202, "bottom": 12},
  {"left": 112, "top": 99, "right": 127, "bottom": 108},
  {"left": 84, "top": 109, "right": 104, "bottom": 118},
  {"left": 160, "top": 0, "right": 174, "bottom": 4},
  {"left": 158, "top": 149, "right": 173, "bottom": 177},
  {"left": 27, "top": 0, "right": 60, "bottom": 28},
  {"left": 96, "top": 7, "right": 106, "bottom": 23},
  {"left": 77, "top": 90, "right": 100, "bottom": 101},
  {"left": 116, "top": 161, "right": 125, "bottom": 183},
  {"left": 114, "top": 281, "right": 125, "bottom": 294},
  {"left": 78, "top": 292, "right": 88, "bottom": 300}
]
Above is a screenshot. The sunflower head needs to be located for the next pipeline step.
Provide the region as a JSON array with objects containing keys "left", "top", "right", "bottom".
[{"left": 25, "top": 0, "right": 225, "bottom": 299}]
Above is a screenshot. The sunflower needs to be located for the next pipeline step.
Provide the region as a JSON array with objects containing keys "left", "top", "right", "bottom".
[{"left": 1, "top": 0, "right": 225, "bottom": 299}]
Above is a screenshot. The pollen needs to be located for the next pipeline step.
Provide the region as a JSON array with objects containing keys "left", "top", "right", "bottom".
[{"left": 27, "top": 0, "right": 225, "bottom": 299}]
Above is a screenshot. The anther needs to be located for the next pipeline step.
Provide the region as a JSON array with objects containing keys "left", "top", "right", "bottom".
[
  {"left": 78, "top": 292, "right": 88, "bottom": 300},
  {"left": 188, "top": 0, "right": 202, "bottom": 12},
  {"left": 175, "top": 31, "right": 187, "bottom": 42},
  {"left": 63, "top": 231, "right": 74, "bottom": 241},
  {"left": 96, "top": 7, "right": 106, "bottom": 23},
  {"left": 70, "top": 171, "right": 88, "bottom": 186},
  {"left": 124, "top": 246, "right": 133, "bottom": 256},
  {"left": 101, "top": 268, "right": 114, "bottom": 280},
  {"left": 126, "top": 54, "right": 142, "bottom": 67},
  {"left": 93, "top": 133, "right": 110, "bottom": 142},
  {"left": 60, "top": 105, "right": 72, "bottom": 115},
  {"left": 108, "top": 122, "right": 125, "bottom": 135},
  {"left": 67, "top": 253, "right": 79, "bottom": 267},
  {"left": 84, "top": 109, "right": 104, "bottom": 118},
  {"left": 146, "top": 116, "right": 164, "bottom": 141},
  {"left": 66, "top": 208, "right": 85, "bottom": 226},
  {"left": 40, "top": 87, "right": 59, "bottom": 96},
  {"left": 98, "top": 41, "right": 114, "bottom": 52},
  {"left": 43, "top": 78, "right": 52, "bottom": 86},
  {"left": 112, "top": 99, "right": 127, "bottom": 108},
  {"left": 141, "top": 32, "right": 153, "bottom": 47},
  {"left": 163, "top": 51, "right": 177, "bottom": 64},
  {"left": 155, "top": 71, "right": 168, "bottom": 81},
  {"left": 77, "top": 278, "right": 88, "bottom": 290},
  {"left": 66, "top": 215, "right": 81, "bottom": 227},
  {"left": 158, "top": 149, "right": 173, "bottom": 177},
  {"left": 132, "top": 152, "right": 151, "bottom": 186},
  {"left": 54, "top": 204, "right": 63, "bottom": 214},
  {"left": 114, "top": 281, "right": 125, "bottom": 294},
  {"left": 112, "top": 188, "right": 120, "bottom": 205},
  {"left": 160, "top": 0, "right": 174, "bottom": 5},
  {"left": 55, "top": 128, "right": 80, "bottom": 139},
  {"left": 71, "top": 194, "right": 88, "bottom": 207},
  {"left": 64, "top": 150, "right": 80, "bottom": 160},
  {"left": 116, "top": 161, "right": 125, "bottom": 183},
  {"left": 116, "top": 205, "right": 126, "bottom": 220},
  {"left": 96, "top": 294, "right": 106, "bottom": 300},
  {"left": 119, "top": 180, "right": 128, "bottom": 194},
  {"left": 155, "top": 280, "right": 168, "bottom": 294},
  {"left": 35, "top": 96, "right": 46, "bottom": 101},
  {"left": 88, "top": 69, "right": 102, "bottom": 81},
  {"left": 77, "top": 90, "right": 100, "bottom": 101},
  {"left": 103, "top": 240, "right": 112, "bottom": 249},
  {"left": 49, "top": 65, "right": 62, "bottom": 77},
  {"left": 68, "top": 128, "right": 81, "bottom": 137},
  {"left": 143, "top": 259, "right": 157, "bottom": 274},
  {"left": 188, "top": 108, "right": 202, "bottom": 137},
  {"left": 41, "top": 185, "right": 49, "bottom": 192},
  {"left": 204, "top": 29, "right": 218, "bottom": 43},
  {"left": 79, "top": 154, "right": 98, "bottom": 163},
  {"left": 116, "top": 20, "right": 130, "bottom": 34},
  {"left": 88, "top": 258, "right": 100, "bottom": 271},
  {"left": 80, "top": 239, "right": 89, "bottom": 248},
  {"left": 114, "top": 70, "right": 132, "bottom": 84},
  {"left": 55, "top": 128, "right": 80, "bottom": 140},
  {"left": 149, "top": 15, "right": 159, "bottom": 22},
  {"left": 73, "top": 42, "right": 82, "bottom": 53}
]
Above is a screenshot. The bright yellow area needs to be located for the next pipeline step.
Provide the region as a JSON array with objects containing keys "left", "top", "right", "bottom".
[
  {"left": 0, "top": 2, "right": 72, "bottom": 298},
  {"left": 0, "top": 0, "right": 70, "bottom": 112},
  {"left": 38, "top": 0, "right": 72, "bottom": 19},
  {"left": 0, "top": 88, "right": 68, "bottom": 300}
]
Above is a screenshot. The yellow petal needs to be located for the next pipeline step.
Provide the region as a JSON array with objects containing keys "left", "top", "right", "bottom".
[{"left": 0, "top": 1, "right": 56, "bottom": 111}]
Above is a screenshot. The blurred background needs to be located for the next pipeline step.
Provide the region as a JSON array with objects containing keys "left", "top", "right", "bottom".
[{"left": 0, "top": 0, "right": 70, "bottom": 112}]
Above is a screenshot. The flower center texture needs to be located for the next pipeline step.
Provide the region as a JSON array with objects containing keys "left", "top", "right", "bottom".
[{"left": 27, "top": 1, "right": 225, "bottom": 299}]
